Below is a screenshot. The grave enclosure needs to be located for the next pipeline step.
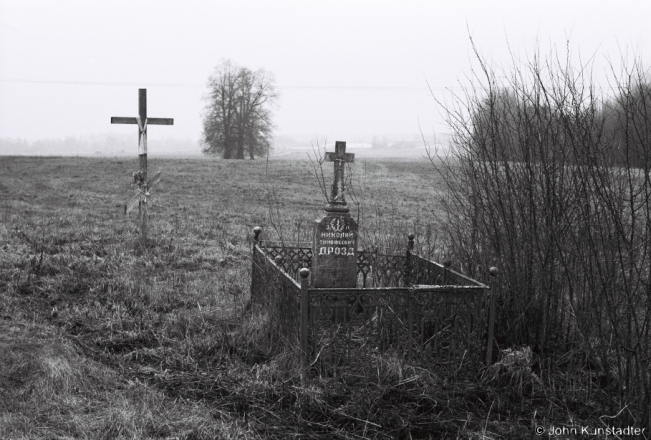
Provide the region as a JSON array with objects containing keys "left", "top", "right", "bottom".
[{"left": 251, "top": 141, "right": 497, "bottom": 377}]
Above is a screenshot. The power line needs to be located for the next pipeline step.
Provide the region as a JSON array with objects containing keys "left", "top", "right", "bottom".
[
  {"left": 0, "top": 78, "right": 203, "bottom": 88},
  {"left": 0, "top": 78, "right": 453, "bottom": 91},
  {"left": 0, "top": 78, "right": 617, "bottom": 92},
  {"left": 279, "top": 85, "right": 431, "bottom": 91}
]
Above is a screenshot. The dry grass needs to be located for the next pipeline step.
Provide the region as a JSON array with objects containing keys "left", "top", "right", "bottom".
[
  {"left": 0, "top": 155, "right": 625, "bottom": 438},
  {"left": 0, "top": 321, "right": 256, "bottom": 439}
]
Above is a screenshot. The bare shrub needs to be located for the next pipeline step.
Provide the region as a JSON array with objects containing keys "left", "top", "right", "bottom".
[{"left": 432, "top": 41, "right": 651, "bottom": 427}]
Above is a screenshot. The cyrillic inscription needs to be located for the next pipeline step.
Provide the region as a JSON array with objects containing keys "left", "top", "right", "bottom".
[{"left": 312, "top": 214, "right": 358, "bottom": 288}]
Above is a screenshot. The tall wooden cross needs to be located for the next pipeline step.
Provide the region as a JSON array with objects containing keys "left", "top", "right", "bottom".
[
  {"left": 324, "top": 141, "right": 355, "bottom": 209},
  {"left": 111, "top": 88, "right": 173, "bottom": 242}
]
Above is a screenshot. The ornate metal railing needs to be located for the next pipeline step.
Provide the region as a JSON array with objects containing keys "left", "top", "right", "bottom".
[
  {"left": 307, "top": 285, "right": 487, "bottom": 378},
  {"left": 257, "top": 241, "right": 409, "bottom": 288},
  {"left": 250, "top": 230, "right": 496, "bottom": 378},
  {"left": 250, "top": 244, "right": 301, "bottom": 353},
  {"left": 407, "top": 253, "right": 484, "bottom": 286}
]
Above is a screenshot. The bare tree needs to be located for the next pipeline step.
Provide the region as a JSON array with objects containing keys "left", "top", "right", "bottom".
[{"left": 202, "top": 60, "right": 277, "bottom": 159}]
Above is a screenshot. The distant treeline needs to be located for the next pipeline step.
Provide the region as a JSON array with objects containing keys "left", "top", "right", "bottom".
[{"left": 469, "top": 80, "right": 651, "bottom": 168}]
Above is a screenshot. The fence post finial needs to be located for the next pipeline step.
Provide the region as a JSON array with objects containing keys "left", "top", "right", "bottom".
[
  {"left": 253, "top": 226, "right": 262, "bottom": 244},
  {"left": 407, "top": 233, "right": 415, "bottom": 252}
]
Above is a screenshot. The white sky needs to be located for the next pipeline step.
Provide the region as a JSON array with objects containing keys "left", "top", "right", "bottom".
[{"left": 1, "top": 0, "right": 650, "bottom": 144}]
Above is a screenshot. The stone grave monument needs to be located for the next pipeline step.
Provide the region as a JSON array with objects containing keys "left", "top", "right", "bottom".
[{"left": 312, "top": 141, "right": 358, "bottom": 288}]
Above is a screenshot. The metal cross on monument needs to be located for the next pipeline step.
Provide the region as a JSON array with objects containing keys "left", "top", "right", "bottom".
[
  {"left": 312, "top": 141, "right": 358, "bottom": 288},
  {"left": 324, "top": 141, "right": 355, "bottom": 211},
  {"left": 111, "top": 88, "right": 174, "bottom": 242}
]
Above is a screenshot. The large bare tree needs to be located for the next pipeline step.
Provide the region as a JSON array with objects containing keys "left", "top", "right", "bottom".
[{"left": 202, "top": 60, "right": 277, "bottom": 159}]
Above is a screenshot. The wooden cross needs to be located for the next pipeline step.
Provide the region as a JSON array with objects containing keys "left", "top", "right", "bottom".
[
  {"left": 111, "top": 88, "right": 173, "bottom": 241},
  {"left": 324, "top": 141, "right": 355, "bottom": 207}
]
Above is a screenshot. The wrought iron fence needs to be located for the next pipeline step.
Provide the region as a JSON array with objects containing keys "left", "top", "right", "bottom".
[
  {"left": 251, "top": 231, "right": 494, "bottom": 378},
  {"left": 256, "top": 241, "right": 409, "bottom": 288},
  {"left": 307, "top": 286, "right": 487, "bottom": 378},
  {"left": 250, "top": 244, "right": 301, "bottom": 353}
]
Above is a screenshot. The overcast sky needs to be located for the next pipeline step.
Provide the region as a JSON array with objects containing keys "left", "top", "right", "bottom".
[{"left": 1, "top": 0, "right": 650, "bottom": 145}]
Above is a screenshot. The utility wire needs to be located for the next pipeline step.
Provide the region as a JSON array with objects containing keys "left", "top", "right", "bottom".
[{"left": 0, "top": 78, "right": 453, "bottom": 91}]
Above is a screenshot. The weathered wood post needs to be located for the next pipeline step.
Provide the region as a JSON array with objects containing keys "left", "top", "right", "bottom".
[
  {"left": 486, "top": 266, "right": 499, "bottom": 365},
  {"left": 299, "top": 267, "right": 310, "bottom": 366},
  {"left": 111, "top": 88, "right": 174, "bottom": 243},
  {"left": 137, "top": 89, "right": 148, "bottom": 240}
]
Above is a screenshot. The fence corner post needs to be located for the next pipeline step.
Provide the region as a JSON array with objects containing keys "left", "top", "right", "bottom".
[
  {"left": 253, "top": 226, "right": 262, "bottom": 246},
  {"left": 407, "top": 233, "right": 415, "bottom": 252},
  {"left": 405, "top": 233, "right": 415, "bottom": 286},
  {"left": 408, "top": 287, "right": 414, "bottom": 361},
  {"left": 251, "top": 227, "right": 263, "bottom": 302},
  {"left": 443, "top": 259, "right": 452, "bottom": 285},
  {"left": 299, "top": 268, "right": 310, "bottom": 366},
  {"left": 487, "top": 266, "right": 499, "bottom": 366}
]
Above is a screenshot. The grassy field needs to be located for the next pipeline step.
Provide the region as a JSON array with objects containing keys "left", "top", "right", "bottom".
[{"left": 0, "top": 155, "right": 603, "bottom": 439}]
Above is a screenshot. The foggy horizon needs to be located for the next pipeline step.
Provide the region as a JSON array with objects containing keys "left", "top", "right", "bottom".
[
  {"left": 1, "top": 1, "right": 650, "bottom": 156},
  {"left": 0, "top": 130, "right": 448, "bottom": 159}
]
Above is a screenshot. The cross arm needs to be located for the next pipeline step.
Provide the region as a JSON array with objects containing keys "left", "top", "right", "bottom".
[
  {"left": 111, "top": 117, "right": 174, "bottom": 125},
  {"left": 325, "top": 152, "right": 355, "bottom": 163}
]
